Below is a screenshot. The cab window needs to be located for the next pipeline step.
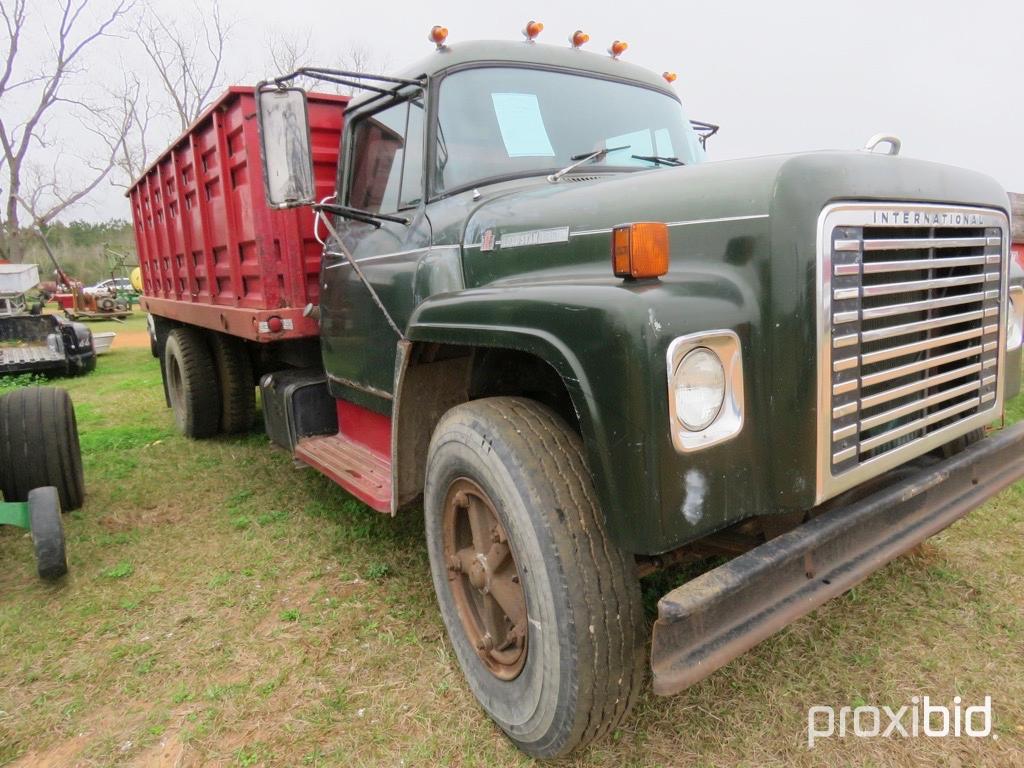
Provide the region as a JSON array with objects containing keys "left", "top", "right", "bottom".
[{"left": 347, "top": 98, "right": 425, "bottom": 213}]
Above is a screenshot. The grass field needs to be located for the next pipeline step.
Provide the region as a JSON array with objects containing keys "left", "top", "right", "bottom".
[{"left": 0, "top": 318, "right": 1022, "bottom": 767}]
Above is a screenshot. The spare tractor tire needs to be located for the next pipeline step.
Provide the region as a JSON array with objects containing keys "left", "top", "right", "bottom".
[
  {"left": 164, "top": 327, "right": 221, "bottom": 438},
  {"left": 0, "top": 387, "right": 85, "bottom": 510},
  {"left": 29, "top": 486, "right": 67, "bottom": 580},
  {"left": 209, "top": 333, "right": 256, "bottom": 434}
]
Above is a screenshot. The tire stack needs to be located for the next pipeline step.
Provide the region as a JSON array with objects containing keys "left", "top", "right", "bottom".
[{"left": 0, "top": 387, "right": 84, "bottom": 579}]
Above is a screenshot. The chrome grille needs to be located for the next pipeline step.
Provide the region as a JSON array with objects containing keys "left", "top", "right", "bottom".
[{"left": 816, "top": 204, "right": 1008, "bottom": 503}]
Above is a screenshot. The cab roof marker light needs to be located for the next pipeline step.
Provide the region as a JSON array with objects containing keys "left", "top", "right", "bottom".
[
  {"left": 429, "top": 25, "right": 449, "bottom": 49},
  {"left": 569, "top": 29, "right": 590, "bottom": 48},
  {"left": 523, "top": 20, "right": 544, "bottom": 42},
  {"left": 663, "top": 71, "right": 677, "bottom": 83},
  {"left": 609, "top": 40, "right": 628, "bottom": 59}
]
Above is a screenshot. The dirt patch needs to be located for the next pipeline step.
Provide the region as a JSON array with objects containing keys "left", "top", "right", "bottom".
[
  {"left": 9, "top": 734, "right": 90, "bottom": 768},
  {"left": 108, "top": 329, "right": 151, "bottom": 350}
]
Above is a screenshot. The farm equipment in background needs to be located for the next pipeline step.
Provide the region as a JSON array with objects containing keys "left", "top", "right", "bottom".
[
  {"left": 37, "top": 230, "right": 134, "bottom": 321},
  {"left": 0, "top": 387, "right": 85, "bottom": 580},
  {"left": 0, "top": 263, "right": 96, "bottom": 377}
]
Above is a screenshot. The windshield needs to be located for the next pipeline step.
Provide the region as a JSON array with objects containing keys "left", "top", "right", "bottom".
[{"left": 433, "top": 67, "right": 705, "bottom": 194}]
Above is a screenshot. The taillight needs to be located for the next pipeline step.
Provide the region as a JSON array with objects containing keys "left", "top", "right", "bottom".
[{"left": 1013, "top": 243, "right": 1024, "bottom": 271}]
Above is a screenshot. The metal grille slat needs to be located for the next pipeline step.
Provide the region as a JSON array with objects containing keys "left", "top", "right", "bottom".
[
  {"left": 859, "top": 291, "right": 987, "bottom": 321},
  {"left": 862, "top": 236, "right": 989, "bottom": 251},
  {"left": 859, "top": 380, "right": 981, "bottom": 431},
  {"left": 858, "top": 362, "right": 982, "bottom": 410},
  {"left": 859, "top": 398, "right": 979, "bottom": 453},
  {"left": 862, "top": 255, "right": 988, "bottom": 273}
]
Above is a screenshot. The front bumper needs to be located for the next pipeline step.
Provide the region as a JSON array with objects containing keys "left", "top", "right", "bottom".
[{"left": 651, "top": 422, "right": 1024, "bottom": 696}]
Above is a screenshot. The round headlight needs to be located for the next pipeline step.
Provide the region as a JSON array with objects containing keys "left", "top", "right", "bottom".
[{"left": 673, "top": 347, "right": 726, "bottom": 431}]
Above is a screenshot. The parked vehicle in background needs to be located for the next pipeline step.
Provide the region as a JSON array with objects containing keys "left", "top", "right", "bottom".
[
  {"left": 83, "top": 277, "right": 133, "bottom": 296},
  {"left": 129, "top": 26, "right": 1024, "bottom": 758}
]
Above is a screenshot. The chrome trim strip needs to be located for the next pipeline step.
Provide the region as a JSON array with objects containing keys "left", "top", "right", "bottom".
[
  {"left": 860, "top": 291, "right": 987, "bottom": 321},
  {"left": 859, "top": 363, "right": 982, "bottom": 410},
  {"left": 863, "top": 236, "right": 989, "bottom": 251},
  {"left": 834, "top": 310, "right": 859, "bottom": 324},
  {"left": 859, "top": 327, "right": 984, "bottom": 366},
  {"left": 464, "top": 213, "right": 772, "bottom": 249},
  {"left": 858, "top": 380, "right": 981, "bottom": 431},
  {"left": 832, "top": 446, "right": 858, "bottom": 463},
  {"left": 833, "top": 402, "right": 858, "bottom": 419},
  {"left": 834, "top": 263, "right": 861, "bottom": 276},
  {"left": 834, "top": 239, "right": 861, "bottom": 251},
  {"left": 324, "top": 245, "right": 456, "bottom": 269},
  {"left": 863, "top": 254, "right": 989, "bottom": 273},
  {"left": 858, "top": 398, "right": 979, "bottom": 453},
  {"left": 860, "top": 344, "right": 983, "bottom": 388},
  {"left": 814, "top": 202, "right": 1009, "bottom": 505},
  {"left": 859, "top": 273, "right": 989, "bottom": 298},
  {"left": 859, "top": 310, "right": 985, "bottom": 343}
]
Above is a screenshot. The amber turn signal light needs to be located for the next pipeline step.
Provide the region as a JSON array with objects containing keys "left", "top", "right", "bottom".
[
  {"left": 570, "top": 29, "right": 590, "bottom": 48},
  {"left": 609, "top": 40, "right": 628, "bottom": 58},
  {"left": 524, "top": 20, "right": 544, "bottom": 41},
  {"left": 663, "top": 71, "right": 677, "bottom": 83},
  {"left": 612, "top": 222, "right": 669, "bottom": 279},
  {"left": 429, "top": 25, "right": 449, "bottom": 48}
]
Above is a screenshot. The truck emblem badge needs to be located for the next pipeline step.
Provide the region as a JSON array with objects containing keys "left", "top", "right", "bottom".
[
  {"left": 481, "top": 229, "right": 496, "bottom": 252},
  {"left": 499, "top": 226, "right": 570, "bottom": 249}
]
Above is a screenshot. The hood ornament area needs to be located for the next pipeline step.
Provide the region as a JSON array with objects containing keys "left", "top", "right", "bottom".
[{"left": 862, "top": 134, "right": 902, "bottom": 156}]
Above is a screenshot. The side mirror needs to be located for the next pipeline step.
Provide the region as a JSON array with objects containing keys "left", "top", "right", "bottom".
[{"left": 256, "top": 85, "right": 316, "bottom": 208}]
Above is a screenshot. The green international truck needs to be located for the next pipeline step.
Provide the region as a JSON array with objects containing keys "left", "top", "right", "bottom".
[{"left": 130, "top": 28, "right": 1024, "bottom": 757}]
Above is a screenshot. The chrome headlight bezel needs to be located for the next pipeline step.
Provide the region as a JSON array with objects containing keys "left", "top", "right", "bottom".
[{"left": 666, "top": 330, "right": 745, "bottom": 453}]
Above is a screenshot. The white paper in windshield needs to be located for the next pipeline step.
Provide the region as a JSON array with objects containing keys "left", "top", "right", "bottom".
[{"left": 491, "top": 93, "right": 555, "bottom": 158}]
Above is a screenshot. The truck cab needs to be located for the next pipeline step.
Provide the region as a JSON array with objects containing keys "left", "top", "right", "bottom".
[{"left": 136, "top": 30, "right": 1024, "bottom": 759}]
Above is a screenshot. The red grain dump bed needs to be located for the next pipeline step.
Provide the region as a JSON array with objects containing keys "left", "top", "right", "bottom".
[{"left": 128, "top": 87, "right": 347, "bottom": 341}]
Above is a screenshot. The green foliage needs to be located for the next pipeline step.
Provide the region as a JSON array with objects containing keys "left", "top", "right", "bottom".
[
  {"left": 0, "top": 373, "right": 44, "bottom": 393},
  {"left": 19, "top": 220, "right": 135, "bottom": 286}
]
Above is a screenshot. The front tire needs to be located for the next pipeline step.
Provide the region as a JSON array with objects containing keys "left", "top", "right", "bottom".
[{"left": 424, "top": 397, "right": 644, "bottom": 758}]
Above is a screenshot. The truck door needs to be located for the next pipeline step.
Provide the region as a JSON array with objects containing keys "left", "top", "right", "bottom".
[{"left": 320, "top": 97, "right": 429, "bottom": 407}]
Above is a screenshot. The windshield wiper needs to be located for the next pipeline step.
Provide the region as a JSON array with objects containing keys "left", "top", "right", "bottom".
[
  {"left": 313, "top": 201, "right": 408, "bottom": 229},
  {"left": 631, "top": 154, "right": 685, "bottom": 167},
  {"left": 547, "top": 144, "right": 630, "bottom": 183}
]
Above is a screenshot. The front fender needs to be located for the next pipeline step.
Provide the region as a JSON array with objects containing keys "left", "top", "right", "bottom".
[{"left": 407, "top": 271, "right": 765, "bottom": 555}]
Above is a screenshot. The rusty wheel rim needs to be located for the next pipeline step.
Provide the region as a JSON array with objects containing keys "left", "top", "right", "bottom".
[{"left": 442, "top": 477, "right": 528, "bottom": 680}]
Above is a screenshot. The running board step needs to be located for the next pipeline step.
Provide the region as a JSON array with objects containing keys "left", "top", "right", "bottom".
[{"left": 294, "top": 433, "right": 391, "bottom": 513}]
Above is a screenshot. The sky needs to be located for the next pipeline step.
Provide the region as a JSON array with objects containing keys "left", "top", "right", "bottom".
[{"left": 12, "top": 0, "right": 1024, "bottom": 222}]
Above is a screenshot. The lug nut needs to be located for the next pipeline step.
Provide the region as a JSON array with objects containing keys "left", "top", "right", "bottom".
[
  {"left": 447, "top": 555, "right": 462, "bottom": 572},
  {"left": 476, "top": 633, "right": 494, "bottom": 652}
]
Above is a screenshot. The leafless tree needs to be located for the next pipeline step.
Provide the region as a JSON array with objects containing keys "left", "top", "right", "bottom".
[
  {"left": 0, "top": 0, "right": 134, "bottom": 261},
  {"left": 267, "top": 30, "right": 314, "bottom": 85},
  {"left": 86, "top": 72, "right": 161, "bottom": 182},
  {"left": 335, "top": 42, "right": 391, "bottom": 96},
  {"left": 137, "top": 0, "right": 232, "bottom": 132}
]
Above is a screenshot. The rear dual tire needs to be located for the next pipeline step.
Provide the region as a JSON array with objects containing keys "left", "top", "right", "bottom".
[
  {"left": 424, "top": 397, "right": 645, "bottom": 758},
  {"left": 164, "top": 328, "right": 255, "bottom": 438}
]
